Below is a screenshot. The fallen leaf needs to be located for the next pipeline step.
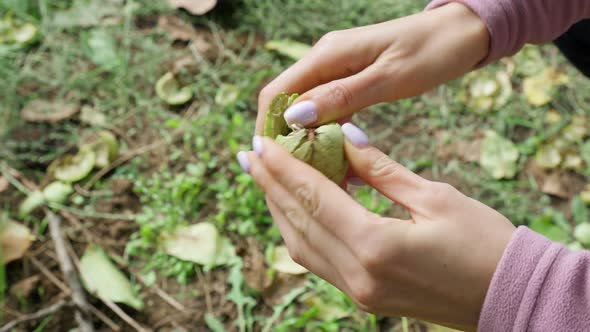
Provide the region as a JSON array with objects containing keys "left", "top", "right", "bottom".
[
  {"left": 541, "top": 172, "right": 570, "bottom": 198},
  {"left": 42, "top": 181, "right": 74, "bottom": 204},
  {"left": 302, "top": 294, "right": 349, "bottom": 321},
  {"left": 574, "top": 223, "right": 590, "bottom": 246},
  {"left": 158, "top": 15, "right": 197, "bottom": 41},
  {"left": 83, "top": 29, "right": 120, "bottom": 70},
  {"left": 80, "top": 105, "right": 107, "bottom": 126},
  {"left": 534, "top": 144, "right": 562, "bottom": 169},
  {"left": 80, "top": 245, "right": 144, "bottom": 310},
  {"left": 161, "top": 222, "right": 235, "bottom": 267},
  {"left": 523, "top": 68, "right": 569, "bottom": 107},
  {"left": 1, "top": 219, "right": 34, "bottom": 264},
  {"left": 51, "top": 150, "right": 96, "bottom": 183},
  {"left": 0, "top": 176, "right": 8, "bottom": 193},
  {"left": 10, "top": 275, "right": 41, "bottom": 299},
  {"left": 155, "top": 72, "right": 193, "bottom": 105},
  {"left": 168, "top": 0, "right": 217, "bottom": 15},
  {"left": 269, "top": 245, "right": 307, "bottom": 275},
  {"left": 480, "top": 131, "right": 519, "bottom": 179},
  {"left": 21, "top": 100, "right": 80, "bottom": 123},
  {"left": 11, "top": 23, "right": 38, "bottom": 45},
  {"left": 19, "top": 190, "right": 46, "bottom": 215},
  {"left": 80, "top": 130, "right": 119, "bottom": 168},
  {"left": 461, "top": 71, "right": 512, "bottom": 114},
  {"left": 215, "top": 84, "right": 240, "bottom": 107},
  {"left": 265, "top": 39, "right": 311, "bottom": 61},
  {"left": 53, "top": 0, "right": 122, "bottom": 28}
]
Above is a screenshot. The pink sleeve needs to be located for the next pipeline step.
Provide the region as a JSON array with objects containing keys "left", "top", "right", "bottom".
[
  {"left": 426, "top": 0, "right": 590, "bottom": 64},
  {"left": 478, "top": 226, "right": 590, "bottom": 331}
]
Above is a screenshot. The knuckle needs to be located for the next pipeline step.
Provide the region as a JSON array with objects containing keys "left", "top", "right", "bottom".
[
  {"left": 369, "top": 154, "right": 400, "bottom": 180},
  {"left": 424, "top": 181, "right": 458, "bottom": 207},
  {"left": 325, "top": 82, "right": 354, "bottom": 110},
  {"left": 293, "top": 182, "right": 321, "bottom": 219},
  {"left": 317, "top": 31, "right": 343, "bottom": 47},
  {"left": 258, "top": 86, "right": 275, "bottom": 107},
  {"left": 283, "top": 206, "right": 310, "bottom": 238},
  {"left": 350, "top": 279, "right": 379, "bottom": 310},
  {"left": 287, "top": 245, "right": 304, "bottom": 266}
]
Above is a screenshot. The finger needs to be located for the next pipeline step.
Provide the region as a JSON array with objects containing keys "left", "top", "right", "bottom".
[
  {"left": 266, "top": 198, "right": 351, "bottom": 295},
  {"left": 255, "top": 29, "right": 387, "bottom": 134},
  {"left": 253, "top": 137, "right": 380, "bottom": 244},
  {"left": 341, "top": 123, "right": 430, "bottom": 210},
  {"left": 283, "top": 66, "right": 392, "bottom": 128},
  {"left": 250, "top": 151, "right": 360, "bottom": 272}
]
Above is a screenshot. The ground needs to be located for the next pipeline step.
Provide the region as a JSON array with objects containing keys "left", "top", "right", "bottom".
[{"left": 1, "top": 0, "right": 590, "bottom": 331}]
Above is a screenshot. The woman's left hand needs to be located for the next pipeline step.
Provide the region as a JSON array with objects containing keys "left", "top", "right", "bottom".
[{"left": 237, "top": 124, "right": 516, "bottom": 331}]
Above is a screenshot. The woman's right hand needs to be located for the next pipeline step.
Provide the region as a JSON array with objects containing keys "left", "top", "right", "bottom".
[{"left": 255, "top": 2, "right": 490, "bottom": 134}]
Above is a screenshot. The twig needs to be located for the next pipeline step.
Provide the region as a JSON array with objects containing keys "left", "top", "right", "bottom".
[
  {"left": 0, "top": 300, "right": 73, "bottom": 332},
  {"left": 46, "top": 210, "right": 95, "bottom": 332},
  {"left": 101, "top": 298, "right": 151, "bottom": 332},
  {"left": 28, "top": 255, "right": 70, "bottom": 295},
  {"left": 83, "top": 101, "right": 199, "bottom": 190},
  {"left": 196, "top": 268, "right": 213, "bottom": 313},
  {"left": 88, "top": 303, "right": 121, "bottom": 332}
]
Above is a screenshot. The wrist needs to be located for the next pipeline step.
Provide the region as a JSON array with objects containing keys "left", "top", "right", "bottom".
[{"left": 428, "top": 2, "right": 490, "bottom": 69}]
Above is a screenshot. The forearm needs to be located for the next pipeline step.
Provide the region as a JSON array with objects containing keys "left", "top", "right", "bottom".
[
  {"left": 480, "top": 227, "right": 590, "bottom": 331},
  {"left": 427, "top": 0, "right": 590, "bottom": 64}
]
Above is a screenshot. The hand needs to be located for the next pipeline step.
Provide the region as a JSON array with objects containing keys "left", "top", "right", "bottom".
[
  {"left": 237, "top": 124, "right": 515, "bottom": 331},
  {"left": 255, "top": 3, "right": 489, "bottom": 134}
]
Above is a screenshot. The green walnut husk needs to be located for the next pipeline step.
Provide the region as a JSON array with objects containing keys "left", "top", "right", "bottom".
[{"left": 264, "top": 93, "right": 348, "bottom": 183}]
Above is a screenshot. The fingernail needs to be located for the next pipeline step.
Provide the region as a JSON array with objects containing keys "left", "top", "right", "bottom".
[
  {"left": 236, "top": 151, "right": 250, "bottom": 173},
  {"left": 342, "top": 123, "right": 369, "bottom": 147},
  {"left": 252, "top": 136, "right": 263, "bottom": 157},
  {"left": 347, "top": 177, "right": 366, "bottom": 186},
  {"left": 284, "top": 100, "right": 318, "bottom": 127}
]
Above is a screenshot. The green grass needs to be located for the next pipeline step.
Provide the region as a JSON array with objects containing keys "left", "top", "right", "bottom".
[{"left": 2, "top": 0, "right": 590, "bottom": 330}]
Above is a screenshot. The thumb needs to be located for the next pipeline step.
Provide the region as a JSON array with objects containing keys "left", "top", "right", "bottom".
[
  {"left": 341, "top": 123, "right": 430, "bottom": 208},
  {"left": 284, "top": 67, "right": 389, "bottom": 127}
]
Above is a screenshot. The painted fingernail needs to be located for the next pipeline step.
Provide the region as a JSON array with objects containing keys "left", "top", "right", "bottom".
[
  {"left": 347, "top": 177, "right": 366, "bottom": 186},
  {"left": 342, "top": 123, "right": 369, "bottom": 147},
  {"left": 284, "top": 100, "right": 318, "bottom": 127},
  {"left": 236, "top": 151, "right": 250, "bottom": 173},
  {"left": 252, "top": 136, "right": 263, "bottom": 157}
]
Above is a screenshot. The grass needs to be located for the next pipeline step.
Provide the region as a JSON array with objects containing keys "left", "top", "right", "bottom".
[{"left": 1, "top": 0, "right": 590, "bottom": 331}]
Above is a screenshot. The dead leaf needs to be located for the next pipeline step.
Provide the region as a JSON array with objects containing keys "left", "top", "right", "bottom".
[
  {"left": 262, "top": 273, "right": 307, "bottom": 306},
  {"left": 167, "top": 0, "right": 217, "bottom": 15},
  {"left": 80, "top": 105, "right": 107, "bottom": 126},
  {"left": 21, "top": 100, "right": 80, "bottom": 123},
  {"left": 0, "top": 176, "right": 8, "bottom": 193},
  {"left": 269, "top": 245, "right": 308, "bottom": 275},
  {"left": 10, "top": 275, "right": 41, "bottom": 299},
  {"left": 523, "top": 68, "right": 569, "bottom": 107},
  {"left": 542, "top": 172, "right": 570, "bottom": 198},
  {"left": 242, "top": 238, "right": 272, "bottom": 292},
  {"left": 158, "top": 15, "right": 197, "bottom": 41},
  {"left": 1, "top": 219, "right": 35, "bottom": 264}
]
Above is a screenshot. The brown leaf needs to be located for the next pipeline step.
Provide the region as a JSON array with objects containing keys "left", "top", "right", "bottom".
[
  {"left": 542, "top": 172, "right": 570, "bottom": 198},
  {"left": 435, "top": 131, "right": 482, "bottom": 162},
  {"left": 0, "top": 176, "right": 8, "bottom": 193},
  {"left": 10, "top": 275, "right": 41, "bottom": 299},
  {"left": 1, "top": 220, "right": 35, "bottom": 264},
  {"left": 167, "top": 0, "right": 217, "bottom": 15},
  {"left": 21, "top": 100, "right": 80, "bottom": 123},
  {"left": 158, "top": 15, "right": 197, "bottom": 41}
]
